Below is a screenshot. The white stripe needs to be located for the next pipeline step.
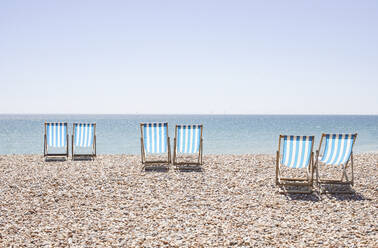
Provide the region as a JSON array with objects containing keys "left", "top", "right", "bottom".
[
  {"left": 289, "top": 137, "right": 297, "bottom": 168},
  {"left": 58, "top": 124, "right": 61, "bottom": 147},
  {"left": 88, "top": 125, "right": 93, "bottom": 146},
  {"left": 184, "top": 126, "right": 189, "bottom": 153},
  {"left": 55, "top": 123, "right": 60, "bottom": 147},
  {"left": 50, "top": 124, "right": 54, "bottom": 146},
  {"left": 61, "top": 124, "right": 64, "bottom": 147},
  {"left": 193, "top": 126, "right": 199, "bottom": 153},
  {"left": 78, "top": 124, "right": 82, "bottom": 146},
  {"left": 62, "top": 124, "right": 66, "bottom": 146},
  {"left": 161, "top": 125, "right": 166, "bottom": 153},
  {"left": 329, "top": 136, "right": 340, "bottom": 165},
  {"left": 189, "top": 126, "right": 194, "bottom": 153},
  {"left": 283, "top": 137, "right": 290, "bottom": 166},
  {"left": 83, "top": 124, "right": 88, "bottom": 147},
  {"left": 340, "top": 136, "right": 353, "bottom": 164},
  {"left": 48, "top": 124, "right": 52, "bottom": 146},
  {"left": 302, "top": 137, "right": 310, "bottom": 168}
]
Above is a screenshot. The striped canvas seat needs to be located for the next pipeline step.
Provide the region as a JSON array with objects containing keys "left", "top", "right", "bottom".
[
  {"left": 319, "top": 134, "right": 356, "bottom": 165},
  {"left": 142, "top": 123, "right": 168, "bottom": 154},
  {"left": 74, "top": 123, "right": 95, "bottom": 147},
  {"left": 276, "top": 135, "right": 315, "bottom": 193},
  {"left": 173, "top": 124, "right": 203, "bottom": 166},
  {"left": 176, "top": 125, "right": 202, "bottom": 154},
  {"left": 281, "top": 136, "right": 314, "bottom": 168},
  {"left": 46, "top": 122, "right": 67, "bottom": 147},
  {"left": 316, "top": 133, "right": 357, "bottom": 191}
]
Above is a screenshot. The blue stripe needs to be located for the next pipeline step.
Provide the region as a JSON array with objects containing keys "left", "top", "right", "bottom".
[
  {"left": 159, "top": 123, "right": 163, "bottom": 153},
  {"left": 177, "top": 126, "right": 181, "bottom": 153},
  {"left": 281, "top": 136, "right": 287, "bottom": 164}
]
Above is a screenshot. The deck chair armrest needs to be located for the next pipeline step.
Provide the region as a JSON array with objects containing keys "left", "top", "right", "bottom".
[{"left": 275, "top": 150, "right": 280, "bottom": 184}]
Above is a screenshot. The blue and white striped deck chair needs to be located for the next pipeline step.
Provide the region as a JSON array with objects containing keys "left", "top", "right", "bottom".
[
  {"left": 173, "top": 125, "right": 203, "bottom": 166},
  {"left": 316, "top": 134, "right": 357, "bottom": 191},
  {"left": 140, "top": 123, "right": 171, "bottom": 165},
  {"left": 276, "top": 135, "right": 315, "bottom": 193},
  {"left": 44, "top": 122, "right": 69, "bottom": 159},
  {"left": 72, "top": 123, "right": 96, "bottom": 160}
]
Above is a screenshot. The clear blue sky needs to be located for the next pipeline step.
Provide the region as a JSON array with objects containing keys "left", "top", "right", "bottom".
[{"left": 1, "top": 0, "right": 377, "bottom": 114}]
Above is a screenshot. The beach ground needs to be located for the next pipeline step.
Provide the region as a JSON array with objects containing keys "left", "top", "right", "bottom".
[{"left": 0, "top": 154, "right": 377, "bottom": 247}]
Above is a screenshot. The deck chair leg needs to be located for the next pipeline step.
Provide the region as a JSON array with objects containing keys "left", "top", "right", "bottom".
[
  {"left": 173, "top": 138, "right": 177, "bottom": 165},
  {"left": 314, "top": 151, "right": 319, "bottom": 186},
  {"left": 44, "top": 135, "right": 47, "bottom": 157},
  {"left": 66, "top": 135, "right": 69, "bottom": 158},
  {"left": 351, "top": 154, "right": 354, "bottom": 186},
  {"left": 72, "top": 135, "right": 74, "bottom": 159},
  {"left": 168, "top": 137, "right": 171, "bottom": 164},
  {"left": 140, "top": 138, "right": 145, "bottom": 164},
  {"left": 200, "top": 138, "right": 203, "bottom": 165},
  {"left": 341, "top": 164, "right": 348, "bottom": 182},
  {"left": 198, "top": 138, "right": 203, "bottom": 165},
  {"left": 275, "top": 151, "right": 280, "bottom": 185}
]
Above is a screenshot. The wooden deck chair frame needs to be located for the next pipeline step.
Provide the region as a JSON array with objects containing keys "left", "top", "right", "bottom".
[
  {"left": 44, "top": 122, "right": 69, "bottom": 159},
  {"left": 315, "top": 133, "right": 357, "bottom": 193},
  {"left": 140, "top": 123, "right": 171, "bottom": 166},
  {"left": 72, "top": 123, "right": 97, "bottom": 160},
  {"left": 276, "top": 135, "right": 315, "bottom": 194},
  {"left": 173, "top": 124, "right": 203, "bottom": 166}
]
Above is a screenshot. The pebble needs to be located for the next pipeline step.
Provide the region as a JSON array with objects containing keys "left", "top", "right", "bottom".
[{"left": 0, "top": 154, "right": 376, "bottom": 247}]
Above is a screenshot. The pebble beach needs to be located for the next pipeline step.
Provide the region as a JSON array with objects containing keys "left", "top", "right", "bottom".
[{"left": 0, "top": 154, "right": 377, "bottom": 247}]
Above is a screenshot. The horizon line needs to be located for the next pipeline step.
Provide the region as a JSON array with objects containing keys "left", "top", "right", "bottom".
[{"left": 1, "top": 113, "right": 378, "bottom": 116}]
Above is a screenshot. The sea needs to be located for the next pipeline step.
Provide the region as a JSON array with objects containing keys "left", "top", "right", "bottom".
[{"left": 0, "top": 115, "right": 377, "bottom": 155}]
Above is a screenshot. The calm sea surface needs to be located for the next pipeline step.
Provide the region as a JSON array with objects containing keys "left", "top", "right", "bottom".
[{"left": 0, "top": 115, "right": 377, "bottom": 154}]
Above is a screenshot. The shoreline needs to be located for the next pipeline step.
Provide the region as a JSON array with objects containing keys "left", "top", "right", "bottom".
[
  {"left": 1, "top": 151, "right": 378, "bottom": 156},
  {"left": 0, "top": 154, "right": 377, "bottom": 246}
]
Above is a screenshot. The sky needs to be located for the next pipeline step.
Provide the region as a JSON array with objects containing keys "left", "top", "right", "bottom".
[{"left": 1, "top": 0, "right": 378, "bottom": 114}]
